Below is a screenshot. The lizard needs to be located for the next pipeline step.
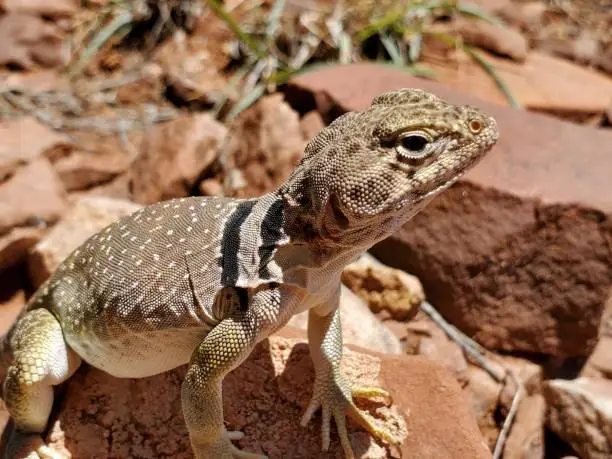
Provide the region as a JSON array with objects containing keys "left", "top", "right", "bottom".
[{"left": 0, "top": 88, "right": 499, "bottom": 459}]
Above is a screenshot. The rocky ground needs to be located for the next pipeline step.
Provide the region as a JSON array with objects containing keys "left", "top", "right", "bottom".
[{"left": 1, "top": 0, "right": 611, "bottom": 458}]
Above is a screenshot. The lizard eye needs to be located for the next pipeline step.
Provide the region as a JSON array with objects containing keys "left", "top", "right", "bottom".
[{"left": 395, "top": 132, "right": 432, "bottom": 164}]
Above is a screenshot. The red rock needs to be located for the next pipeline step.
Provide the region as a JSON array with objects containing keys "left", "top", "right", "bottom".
[
  {"left": 299, "top": 110, "right": 325, "bottom": 141},
  {"left": 198, "top": 178, "right": 224, "bottom": 197},
  {"left": 0, "top": 158, "right": 68, "bottom": 236},
  {"left": 115, "top": 63, "right": 164, "bottom": 106},
  {"left": 581, "top": 336, "right": 612, "bottom": 379},
  {"left": 129, "top": 114, "right": 226, "bottom": 205},
  {"left": 0, "top": 287, "right": 25, "bottom": 336},
  {"left": 0, "top": 13, "right": 68, "bottom": 70},
  {"left": 0, "top": 116, "right": 72, "bottom": 181},
  {"left": 1, "top": 0, "right": 78, "bottom": 18},
  {"left": 0, "top": 69, "right": 70, "bottom": 93},
  {"left": 496, "top": 356, "right": 545, "bottom": 459},
  {"left": 223, "top": 94, "right": 307, "bottom": 198},
  {"left": 53, "top": 149, "right": 130, "bottom": 192},
  {"left": 463, "top": 365, "right": 502, "bottom": 449},
  {"left": 598, "top": 43, "right": 612, "bottom": 75},
  {"left": 503, "top": 394, "right": 546, "bottom": 459},
  {"left": 419, "top": 48, "right": 612, "bottom": 115},
  {"left": 70, "top": 174, "right": 131, "bottom": 202},
  {"left": 448, "top": 16, "right": 528, "bottom": 62},
  {"left": 417, "top": 319, "right": 469, "bottom": 385},
  {"left": 0, "top": 226, "right": 43, "bottom": 271},
  {"left": 6, "top": 331, "right": 490, "bottom": 459},
  {"left": 544, "top": 377, "right": 612, "bottom": 459},
  {"left": 153, "top": 30, "right": 228, "bottom": 107},
  {"left": 468, "top": 0, "right": 512, "bottom": 13},
  {"left": 287, "top": 63, "right": 612, "bottom": 357}
]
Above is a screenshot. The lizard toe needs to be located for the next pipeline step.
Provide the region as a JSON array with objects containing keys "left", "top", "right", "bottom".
[{"left": 301, "top": 373, "right": 401, "bottom": 459}]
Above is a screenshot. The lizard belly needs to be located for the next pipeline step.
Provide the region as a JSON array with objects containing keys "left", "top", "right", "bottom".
[{"left": 64, "top": 326, "right": 208, "bottom": 378}]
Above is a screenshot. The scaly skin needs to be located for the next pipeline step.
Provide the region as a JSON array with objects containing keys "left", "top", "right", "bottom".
[{"left": 0, "top": 88, "right": 499, "bottom": 459}]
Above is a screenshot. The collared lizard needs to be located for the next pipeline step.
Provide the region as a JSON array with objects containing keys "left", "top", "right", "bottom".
[{"left": 0, "top": 88, "right": 499, "bottom": 459}]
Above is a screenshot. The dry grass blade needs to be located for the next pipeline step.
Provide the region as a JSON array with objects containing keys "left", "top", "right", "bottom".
[
  {"left": 427, "top": 31, "right": 520, "bottom": 108},
  {"left": 211, "top": 56, "right": 262, "bottom": 118},
  {"left": 492, "top": 374, "right": 525, "bottom": 459},
  {"left": 67, "top": 7, "right": 137, "bottom": 76},
  {"left": 420, "top": 301, "right": 506, "bottom": 382}
]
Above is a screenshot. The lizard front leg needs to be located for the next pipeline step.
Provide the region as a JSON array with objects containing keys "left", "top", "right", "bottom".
[
  {"left": 300, "top": 305, "right": 399, "bottom": 458},
  {"left": 181, "top": 311, "right": 267, "bottom": 459}
]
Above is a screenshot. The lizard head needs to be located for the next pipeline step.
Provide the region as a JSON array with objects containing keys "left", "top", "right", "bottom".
[{"left": 281, "top": 88, "right": 499, "bottom": 246}]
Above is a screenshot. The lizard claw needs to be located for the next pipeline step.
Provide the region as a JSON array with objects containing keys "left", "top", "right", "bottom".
[{"left": 300, "top": 372, "right": 400, "bottom": 458}]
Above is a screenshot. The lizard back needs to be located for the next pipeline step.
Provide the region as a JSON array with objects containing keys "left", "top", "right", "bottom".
[{"left": 27, "top": 196, "right": 242, "bottom": 377}]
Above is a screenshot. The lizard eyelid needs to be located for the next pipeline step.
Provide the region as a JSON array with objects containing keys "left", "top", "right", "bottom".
[{"left": 394, "top": 131, "right": 436, "bottom": 165}]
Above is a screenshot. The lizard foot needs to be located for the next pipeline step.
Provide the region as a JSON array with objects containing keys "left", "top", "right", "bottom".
[
  {"left": 300, "top": 372, "right": 400, "bottom": 458},
  {"left": 191, "top": 429, "right": 268, "bottom": 459},
  {"left": 3, "top": 431, "right": 66, "bottom": 459}
]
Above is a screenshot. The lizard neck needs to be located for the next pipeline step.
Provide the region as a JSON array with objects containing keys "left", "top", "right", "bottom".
[{"left": 248, "top": 183, "right": 429, "bottom": 283}]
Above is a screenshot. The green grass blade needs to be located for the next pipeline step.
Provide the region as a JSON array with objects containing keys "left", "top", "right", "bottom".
[
  {"left": 456, "top": 2, "right": 505, "bottom": 27},
  {"left": 266, "top": 0, "right": 286, "bottom": 38},
  {"left": 338, "top": 31, "right": 353, "bottom": 64},
  {"left": 463, "top": 46, "right": 521, "bottom": 108},
  {"left": 226, "top": 84, "right": 266, "bottom": 120},
  {"left": 408, "top": 32, "right": 423, "bottom": 63},
  {"left": 67, "top": 8, "right": 134, "bottom": 76},
  {"left": 204, "top": 0, "right": 262, "bottom": 56},
  {"left": 380, "top": 33, "right": 405, "bottom": 66},
  {"left": 356, "top": 10, "right": 403, "bottom": 42}
]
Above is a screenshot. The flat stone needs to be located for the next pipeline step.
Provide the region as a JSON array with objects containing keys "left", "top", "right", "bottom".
[
  {"left": 0, "top": 158, "right": 68, "bottom": 236},
  {"left": 129, "top": 114, "right": 226, "bottom": 205},
  {"left": 17, "top": 330, "right": 490, "bottom": 459},
  {"left": 445, "top": 16, "right": 528, "bottom": 62},
  {"left": 53, "top": 149, "right": 130, "bottom": 192},
  {"left": 0, "top": 116, "right": 72, "bottom": 181},
  {"left": 299, "top": 110, "right": 325, "bottom": 140},
  {"left": 417, "top": 318, "right": 469, "bottom": 385},
  {"left": 544, "top": 377, "right": 612, "bottom": 459},
  {"left": 420, "top": 47, "right": 612, "bottom": 115},
  {"left": 287, "top": 63, "right": 612, "bottom": 357}
]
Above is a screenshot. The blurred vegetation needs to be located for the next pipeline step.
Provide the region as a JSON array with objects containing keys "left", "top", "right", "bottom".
[{"left": 66, "top": 0, "right": 518, "bottom": 119}]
